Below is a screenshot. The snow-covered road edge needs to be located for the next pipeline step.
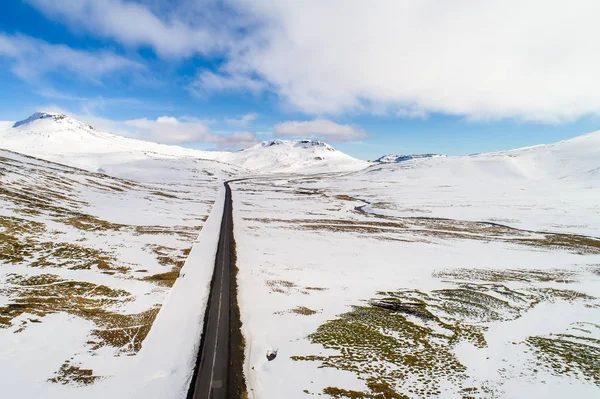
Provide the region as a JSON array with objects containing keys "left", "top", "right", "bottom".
[{"left": 111, "top": 184, "right": 226, "bottom": 399}]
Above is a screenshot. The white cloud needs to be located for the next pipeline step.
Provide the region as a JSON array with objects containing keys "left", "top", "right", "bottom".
[
  {"left": 225, "top": 112, "right": 258, "bottom": 127},
  {"left": 226, "top": 0, "right": 600, "bottom": 123},
  {"left": 123, "top": 115, "right": 258, "bottom": 148},
  {"left": 213, "top": 131, "right": 259, "bottom": 149},
  {"left": 0, "top": 33, "right": 141, "bottom": 81},
  {"left": 24, "top": 0, "right": 600, "bottom": 123},
  {"left": 25, "top": 0, "right": 227, "bottom": 58},
  {"left": 124, "top": 116, "right": 212, "bottom": 144},
  {"left": 189, "top": 71, "right": 265, "bottom": 96},
  {"left": 273, "top": 119, "right": 366, "bottom": 142}
]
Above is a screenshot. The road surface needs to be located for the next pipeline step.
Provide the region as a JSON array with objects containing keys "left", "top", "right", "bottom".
[{"left": 188, "top": 182, "right": 234, "bottom": 399}]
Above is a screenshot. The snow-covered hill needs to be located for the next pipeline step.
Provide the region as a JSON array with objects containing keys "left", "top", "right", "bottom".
[
  {"left": 1, "top": 113, "right": 369, "bottom": 175},
  {"left": 366, "top": 129, "right": 600, "bottom": 184},
  {"left": 0, "top": 112, "right": 236, "bottom": 180},
  {"left": 0, "top": 121, "right": 15, "bottom": 130},
  {"left": 3, "top": 112, "right": 226, "bottom": 159},
  {"left": 311, "top": 130, "right": 600, "bottom": 236},
  {"left": 375, "top": 153, "right": 444, "bottom": 163},
  {"left": 219, "top": 139, "right": 368, "bottom": 173},
  {"left": 0, "top": 147, "right": 228, "bottom": 399}
]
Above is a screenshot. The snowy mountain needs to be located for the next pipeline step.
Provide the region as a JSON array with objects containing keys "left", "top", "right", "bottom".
[
  {"left": 0, "top": 120, "right": 15, "bottom": 130},
  {"left": 0, "top": 111, "right": 241, "bottom": 181},
  {"left": 365, "top": 130, "right": 600, "bottom": 182},
  {"left": 342, "top": 129, "right": 600, "bottom": 236},
  {"left": 1, "top": 113, "right": 369, "bottom": 175},
  {"left": 2, "top": 111, "right": 225, "bottom": 158},
  {"left": 218, "top": 139, "right": 368, "bottom": 173},
  {"left": 375, "top": 153, "right": 444, "bottom": 163}
]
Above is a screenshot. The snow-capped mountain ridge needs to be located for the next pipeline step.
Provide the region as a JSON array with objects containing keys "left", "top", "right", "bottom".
[
  {"left": 259, "top": 139, "right": 336, "bottom": 152},
  {"left": 12, "top": 111, "right": 94, "bottom": 130},
  {"left": 0, "top": 112, "right": 368, "bottom": 174},
  {"left": 6, "top": 111, "right": 598, "bottom": 177},
  {"left": 220, "top": 138, "right": 368, "bottom": 173},
  {"left": 0, "top": 112, "right": 235, "bottom": 179},
  {"left": 375, "top": 153, "right": 444, "bottom": 163},
  {"left": 364, "top": 129, "right": 600, "bottom": 185},
  {"left": 1, "top": 111, "right": 225, "bottom": 159}
]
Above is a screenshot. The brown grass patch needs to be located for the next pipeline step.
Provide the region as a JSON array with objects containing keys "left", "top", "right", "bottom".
[
  {"left": 49, "top": 362, "right": 99, "bottom": 386},
  {"left": 291, "top": 306, "right": 317, "bottom": 315},
  {"left": 143, "top": 268, "right": 181, "bottom": 287}
]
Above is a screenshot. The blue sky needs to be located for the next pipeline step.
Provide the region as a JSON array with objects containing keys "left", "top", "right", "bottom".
[{"left": 1, "top": 0, "right": 599, "bottom": 160}]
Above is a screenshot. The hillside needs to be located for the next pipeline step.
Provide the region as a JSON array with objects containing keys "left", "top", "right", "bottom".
[
  {"left": 0, "top": 147, "right": 229, "bottom": 398},
  {"left": 0, "top": 112, "right": 234, "bottom": 180},
  {"left": 0, "top": 113, "right": 369, "bottom": 175},
  {"left": 218, "top": 139, "right": 369, "bottom": 173},
  {"left": 314, "top": 130, "right": 600, "bottom": 236}
]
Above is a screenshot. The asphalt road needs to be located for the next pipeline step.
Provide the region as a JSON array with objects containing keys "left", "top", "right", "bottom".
[{"left": 188, "top": 182, "right": 233, "bottom": 399}]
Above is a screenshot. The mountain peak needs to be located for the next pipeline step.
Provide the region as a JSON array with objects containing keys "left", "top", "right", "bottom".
[
  {"left": 258, "top": 139, "right": 336, "bottom": 152},
  {"left": 13, "top": 111, "right": 95, "bottom": 131},
  {"left": 220, "top": 138, "right": 366, "bottom": 173}
]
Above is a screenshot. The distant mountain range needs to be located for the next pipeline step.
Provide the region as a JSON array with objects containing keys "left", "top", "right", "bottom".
[
  {"left": 375, "top": 153, "right": 445, "bottom": 163},
  {"left": 2, "top": 112, "right": 600, "bottom": 181},
  {"left": 0, "top": 112, "right": 367, "bottom": 174}
]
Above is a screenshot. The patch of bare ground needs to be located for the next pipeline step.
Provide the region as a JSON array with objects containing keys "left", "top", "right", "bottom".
[
  {"left": 89, "top": 308, "right": 161, "bottom": 354},
  {"left": 0, "top": 274, "right": 131, "bottom": 327},
  {"left": 276, "top": 306, "right": 318, "bottom": 316},
  {"left": 49, "top": 362, "right": 99, "bottom": 386},
  {"left": 0, "top": 273, "right": 161, "bottom": 355},
  {"left": 323, "top": 381, "right": 409, "bottom": 399},
  {"left": 305, "top": 286, "right": 328, "bottom": 291},
  {"left": 84, "top": 178, "right": 126, "bottom": 192},
  {"left": 143, "top": 269, "right": 181, "bottom": 287},
  {"left": 294, "top": 280, "right": 598, "bottom": 398},
  {"left": 291, "top": 306, "right": 317, "bottom": 315},
  {"left": 527, "top": 334, "right": 600, "bottom": 385},
  {"left": 141, "top": 245, "right": 192, "bottom": 287},
  {"left": 433, "top": 268, "right": 578, "bottom": 284},
  {"left": 134, "top": 225, "right": 201, "bottom": 240},
  {"left": 331, "top": 194, "right": 359, "bottom": 202},
  {"left": 266, "top": 279, "right": 297, "bottom": 294},
  {"left": 151, "top": 191, "right": 179, "bottom": 199},
  {"left": 1, "top": 215, "right": 123, "bottom": 271},
  {"left": 243, "top": 215, "right": 600, "bottom": 254},
  {"left": 61, "top": 214, "right": 126, "bottom": 231}
]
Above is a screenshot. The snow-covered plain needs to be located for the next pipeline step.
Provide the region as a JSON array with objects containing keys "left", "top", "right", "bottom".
[
  {"left": 2, "top": 111, "right": 600, "bottom": 398},
  {"left": 232, "top": 131, "right": 600, "bottom": 398}
]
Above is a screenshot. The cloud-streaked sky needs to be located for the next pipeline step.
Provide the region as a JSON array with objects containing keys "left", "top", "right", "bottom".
[{"left": 1, "top": 0, "right": 600, "bottom": 159}]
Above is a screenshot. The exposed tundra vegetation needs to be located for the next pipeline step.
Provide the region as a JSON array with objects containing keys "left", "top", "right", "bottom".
[
  {"left": 0, "top": 150, "right": 218, "bottom": 385},
  {"left": 232, "top": 176, "right": 600, "bottom": 399}
]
